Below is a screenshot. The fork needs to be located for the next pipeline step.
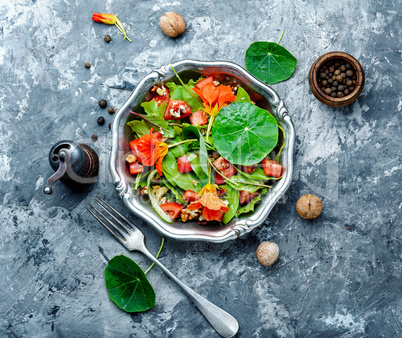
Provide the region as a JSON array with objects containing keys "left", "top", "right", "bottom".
[{"left": 86, "top": 195, "right": 239, "bottom": 338}]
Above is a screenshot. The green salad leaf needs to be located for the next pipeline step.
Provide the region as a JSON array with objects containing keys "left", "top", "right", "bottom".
[
  {"left": 127, "top": 119, "right": 150, "bottom": 137},
  {"left": 147, "top": 169, "right": 173, "bottom": 223},
  {"left": 170, "top": 136, "right": 190, "bottom": 158},
  {"left": 166, "top": 79, "right": 203, "bottom": 112},
  {"left": 162, "top": 179, "right": 185, "bottom": 204},
  {"left": 182, "top": 126, "right": 209, "bottom": 178},
  {"left": 212, "top": 102, "right": 278, "bottom": 165},
  {"left": 221, "top": 184, "right": 239, "bottom": 224},
  {"left": 162, "top": 152, "right": 200, "bottom": 192},
  {"left": 237, "top": 167, "right": 281, "bottom": 181},
  {"left": 234, "top": 86, "right": 252, "bottom": 104},
  {"left": 186, "top": 152, "right": 205, "bottom": 180},
  {"left": 225, "top": 175, "right": 265, "bottom": 193},
  {"left": 128, "top": 101, "right": 175, "bottom": 138},
  {"left": 104, "top": 255, "right": 156, "bottom": 313},
  {"left": 245, "top": 36, "right": 297, "bottom": 85},
  {"left": 237, "top": 188, "right": 267, "bottom": 216}
]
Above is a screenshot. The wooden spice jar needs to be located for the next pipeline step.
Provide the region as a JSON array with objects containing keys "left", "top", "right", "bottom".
[{"left": 309, "top": 51, "right": 365, "bottom": 107}]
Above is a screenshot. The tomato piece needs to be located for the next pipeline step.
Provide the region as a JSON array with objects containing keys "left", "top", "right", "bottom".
[
  {"left": 195, "top": 76, "right": 215, "bottom": 90},
  {"left": 241, "top": 165, "right": 255, "bottom": 174},
  {"left": 214, "top": 172, "right": 226, "bottom": 185},
  {"left": 182, "top": 190, "right": 200, "bottom": 202},
  {"left": 189, "top": 110, "right": 208, "bottom": 126},
  {"left": 152, "top": 131, "right": 162, "bottom": 141},
  {"left": 152, "top": 86, "right": 170, "bottom": 106},
  {"left": 177, "top": 155, "right": 193, "bottom": 174},
  {"left": 262, "top": 159, "right": 282, "bottom": 178},
  {"left": 160, "top": 202, "right": 184, "bottom": 220},
  {"left": 129, "top": 162, "right": 144, "bottom": 175},
  {"left": 164, "top": 100, "right": 192, "bottom": 120},
  {"left": 239, "top": 190, "right": 259, "bottom": 204},
  {"left": 213, "top": 157, "right": 237, "bottom": 178},
  {"left": 202, "top": 208, "right": 226, "bottom": 222}
]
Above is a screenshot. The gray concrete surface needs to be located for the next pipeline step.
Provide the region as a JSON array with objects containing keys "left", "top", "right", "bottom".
[{"left": 1, "top": 0, "right": 401, "bottom": 337}]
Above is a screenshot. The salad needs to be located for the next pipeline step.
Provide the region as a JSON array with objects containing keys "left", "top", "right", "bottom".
[{"left": 125, "top": 69, "right": 285, "bottom": 225}]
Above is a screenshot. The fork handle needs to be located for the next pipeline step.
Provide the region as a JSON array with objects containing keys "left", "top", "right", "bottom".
[{"left": 140, "top": 248, "right": 239, "bottom": 338}]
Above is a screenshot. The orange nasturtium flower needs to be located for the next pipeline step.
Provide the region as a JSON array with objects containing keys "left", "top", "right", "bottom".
[
  {"left": 131, "top": 129, "right": 168, "bottom": 176},
  {"left": 92, "top": 13, "right": 132, "bottom": 42},
  {"left": 187, "top": 183, "right": 229, "bottom": 221},
  {"left": 193, "top": 83, "right": 236, "bottom": 117},
  {"left": 193, "top": 82, "right": 236, "bottom": 142}
]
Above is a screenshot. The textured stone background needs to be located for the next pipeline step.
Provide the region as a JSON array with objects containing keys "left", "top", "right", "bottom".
[{"left": 1, "top": 0, "right": 401, "bottom": 337}]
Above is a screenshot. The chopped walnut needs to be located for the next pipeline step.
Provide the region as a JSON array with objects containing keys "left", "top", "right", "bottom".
[
  {"left": 156, "top": 86, "right": 167, "bottom": 96},
  {"left": 180, "top": 208, "right": 201, "bottom": 222},
  {"left": 151, "top": 186, "right": 169, "bottom": 202},
  {"left": 125, "top": 154, "right": 137, "bottom": 163}
]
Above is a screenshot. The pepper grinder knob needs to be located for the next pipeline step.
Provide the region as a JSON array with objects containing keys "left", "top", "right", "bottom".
[{"left": 43, "top": 140, "right": 99, "bottom": 194}]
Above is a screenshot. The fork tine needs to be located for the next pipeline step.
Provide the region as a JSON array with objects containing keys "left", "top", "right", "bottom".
[
  {"left": 92, "top": 196, "right": 134, "bottom": 235},
  {"left": 94, "top": 195, "right": 138, "bottom": 230},
  {"left": 86, "top": 204, "right": 127, "bottom": 244}
]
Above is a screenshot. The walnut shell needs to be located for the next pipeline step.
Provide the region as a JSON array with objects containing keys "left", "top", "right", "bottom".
[
  {"left": 296, "top": 194, "right": 323, "bottom": 219},
  {"left": 159, "top": 12, "right": 186, "bottom": 38},
  {"left": 256, "top": 241, "right": 279, "bottom": 266}
]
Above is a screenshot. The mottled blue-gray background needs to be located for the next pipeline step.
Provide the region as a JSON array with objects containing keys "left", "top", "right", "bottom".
[{"left": 1, "top": 0, "right": 401, "bottom": 337}]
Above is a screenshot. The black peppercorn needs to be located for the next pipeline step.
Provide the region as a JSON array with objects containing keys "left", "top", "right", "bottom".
[
  {"left": 91, "top": 134, "right": 98, "bottom": 141},
  {"left": 331, "top": 92, "right": 337, "bottom": 97},
  {"left": 108, "top": 107, "right": 114, "bottom": 114},
  {"left": 346, "top": 70, "right": 354, "bottom": 77},
  {"left": 104, "top": 35, "right": 112, "bottom": 43},
  {"left": 346, "top": 80, "right": 353, "bottom": 86},
  {"left": 108, "top": 122, "right": 112, "bottom": 129},
  {"left": 344, "top": 88, "right": 350, "bottom": 95},
  {"left": 340, "top": 65, "right": 346, "bottom": 72},
  {"left": 337, "top": 92, "right": 344, "bottom": 98},
  {"left": 333, "top": 81, "right": 339, "bottom": 87},
  {"left": 338, "top": 85, "right": 345, "bottom": 91},
  {"left": 324, "top": 88, "right": 332, "bottom": 95},
  {"left": 98, "top": 99, "right": 107, "bottom": 108},
  {"left": 97, "top": 116, "right": 105, "bottom": 125},
  {"left": 85, "top": 62, "right": 91, "bottom": 69}
]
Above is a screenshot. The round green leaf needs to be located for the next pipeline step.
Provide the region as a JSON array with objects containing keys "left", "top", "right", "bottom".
[
  {"left": 105, "top": 255, "right": 156, "bottom": 313},
  {"left": 212, "top": 102, "right": 278, "bottom": 166},
  {"left": 245, "top": 41, "right": 297, "bottom": 84}
]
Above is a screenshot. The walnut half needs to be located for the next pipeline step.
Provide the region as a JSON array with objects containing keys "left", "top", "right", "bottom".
[{"left": 180, "top": 208, "right": 201, "bottom": 222}]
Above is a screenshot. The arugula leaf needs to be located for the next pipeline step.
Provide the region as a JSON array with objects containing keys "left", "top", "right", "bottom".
[
  {"left": 147, "top": 169, "right": 173, "bottom": 223},
  {"left": 162, "top": 152, "right": 200, "bottom": 192},
  {"left": 212, "top": 102, "right": 278, "bottom": 165},
  {"left": 245, "top": 41, "right": 297, "bottom": 84},
  {"left": 221, "top": 184, "right": 240, "bottom": 224},
  {"left": 237, "top": 189, "right": 267, "bottom": 216},
  {"left": 104, "top": 255, "right": 156, "bottom": 313},
  {"left": 141, "top": 101, "right": 167, "bottom": 117},
  {"left": 235, "top": 86, "right": 252, "bottom": 104},
  {"left": 127, "top": 120, "right": 150, "bottom": 137},
  {"left": 166, "top": 79, "right": 203, "bottom": 112},
  {"left": 130, "top": 101, "right": 175, "bottom": 138},
  {"left": 225, "top": 175, "right": 265, "bottom": 193},
  {"left": 182, "top": 126, "right": 209, "bottom": 178},
  {"left": 170, "top": 136, "right": 189, "bottom": 158}
]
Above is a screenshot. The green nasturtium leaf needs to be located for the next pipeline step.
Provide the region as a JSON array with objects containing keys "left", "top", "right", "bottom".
[
  {"left": 245, "top": 41, "right": 297, "bottom": 84},
  {"left": 212, "top": 102, "right": 278, "bottom": 166},
  {"left": 105, "top": 255, "right": 156, "bottom": 313}
]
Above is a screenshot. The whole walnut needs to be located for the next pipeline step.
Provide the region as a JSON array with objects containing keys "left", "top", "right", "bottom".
[
  {"left": 159, "top": 12, "right": 186, "bottom": 38},
  {"left": 256, "top": 241, "right": 279, "bottom": 266},
  {"left": 296, "top": 194, "right": 323, "bottom": 219}
]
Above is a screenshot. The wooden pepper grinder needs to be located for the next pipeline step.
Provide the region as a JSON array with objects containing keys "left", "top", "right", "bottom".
[{"left": 43, "top": 140, "right": 99, "bottom": 194}]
